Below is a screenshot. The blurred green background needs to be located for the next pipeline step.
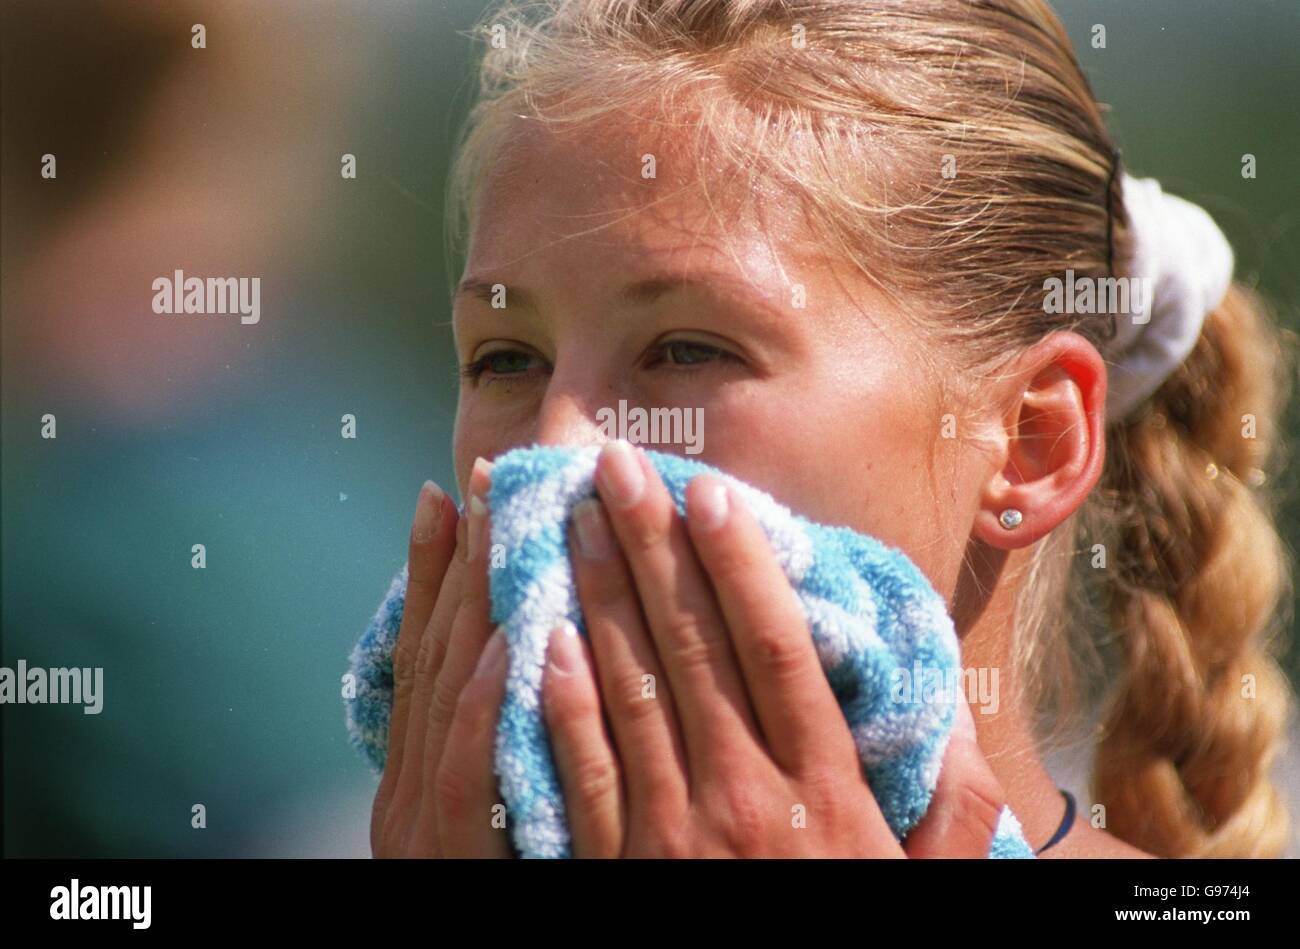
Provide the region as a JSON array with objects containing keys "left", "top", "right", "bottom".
[{"left": 2, "top": 0, "right": 1297, "bottom": 857}]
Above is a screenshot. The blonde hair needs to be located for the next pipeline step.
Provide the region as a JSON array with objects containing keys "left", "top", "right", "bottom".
[{"left": 445, "top": 0, "right": 1296, "bottom": 857}]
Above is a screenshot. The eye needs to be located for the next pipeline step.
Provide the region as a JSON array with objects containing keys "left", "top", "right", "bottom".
[
  {"left": 649, "top": 337, "right": 740, "bottom": 371},
  {"left": 458, "top": 347, "right": 545, "bottom": 385}
]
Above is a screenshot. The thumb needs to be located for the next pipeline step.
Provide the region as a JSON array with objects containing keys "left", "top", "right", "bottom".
[{"left": 903, "top": 692, "right": 1006, "bottom": 858}]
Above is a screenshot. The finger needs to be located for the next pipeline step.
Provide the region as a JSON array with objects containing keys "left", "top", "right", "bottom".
[
  {"left": 684, "top": 474, "right": 855, "bottom": 778},
  {"left": 569, "top": 498, "right": 690, "bottom": 826},
  {"left": 396, "top": 462, "right": 486, "bottom": 812},
  {"left": 393, "top": 506, "right": 467, "bottom": 812},
  {"left": 436, "top": 626, "right": 513, "bottom": 857},
  {"left": 379, "top": 482, "right": 456, "bottom": 804},
  {"left": 903, "top": 693, "right": 1005, "bottom": 858},
  {"left": 542, "top": 621, "right": 627, "bottom": 858},
  {"left": 418, "top": 456, "right": 497, "bottom": 813},
  {"left": 593, "top": 440, "right": 761, "bottom": 775}
]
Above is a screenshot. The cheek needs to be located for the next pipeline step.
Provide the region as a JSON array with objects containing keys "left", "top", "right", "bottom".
[
  {"left": 451, "top": 398, "right": 498, "bottom": 497},
  {"left": 721, "top": 381, "right": 956, "bottom": 570},
  {"left": 707, "top": 398, "right": 964, "bottom": 597},
  {"left": 452, "top": 390, "right": 543, "bottom": 495},
  {"left": 658, "top": 384, "right": 904, "bottom": 529},
  {"left": 846, "top": 420, "right": 972, "bottom": 594}
]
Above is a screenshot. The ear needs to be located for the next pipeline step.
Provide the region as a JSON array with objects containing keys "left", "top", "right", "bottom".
[{"left": 972, "top": 331, "right": 1107, "bottom": 549}]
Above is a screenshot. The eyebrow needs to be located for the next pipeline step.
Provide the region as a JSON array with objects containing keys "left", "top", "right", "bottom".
[{"left": 454, "top": 272, "right": 776, "bottom": 314}]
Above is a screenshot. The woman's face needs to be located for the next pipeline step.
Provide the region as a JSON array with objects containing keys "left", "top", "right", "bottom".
[{"left": 451, "top": 123, "right": 997, "bottom": 602}]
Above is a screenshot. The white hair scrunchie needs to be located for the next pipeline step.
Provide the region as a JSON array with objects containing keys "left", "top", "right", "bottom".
[{"left": 1102, "top": 172, "right": 1235, "bottom": 423}]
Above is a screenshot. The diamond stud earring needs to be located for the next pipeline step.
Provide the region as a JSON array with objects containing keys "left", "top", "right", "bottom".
[{"left": 999, "top": 508, "right": 1023, "bottom": 530}]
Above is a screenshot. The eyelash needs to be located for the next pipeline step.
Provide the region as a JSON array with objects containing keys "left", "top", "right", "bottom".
[
  {"left": 458, "top": 339, "right": 739, "bottom": 385},
  {"left": 458, "top": 350, "right": 534, "bottom": 383}
]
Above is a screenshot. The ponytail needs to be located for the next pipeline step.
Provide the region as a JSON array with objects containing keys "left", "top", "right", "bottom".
[{"left": 1091, "top": 283, "right": 1296, "bottom": 857}]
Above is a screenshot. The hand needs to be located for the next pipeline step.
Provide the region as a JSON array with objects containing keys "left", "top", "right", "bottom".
[
  {"left": 370, "top": 458, "right": 514, "bottom": 858},
  {"left": 539, "top": 440, "right": 1009, "bottom": 857}
]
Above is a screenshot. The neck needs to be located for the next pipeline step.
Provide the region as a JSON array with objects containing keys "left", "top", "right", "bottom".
[{"left": 951, "top": 538, "right": 1075, "bottom": 854}]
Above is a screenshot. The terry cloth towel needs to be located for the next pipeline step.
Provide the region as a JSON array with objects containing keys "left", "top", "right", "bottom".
[{"left": 345, "top": 444, "right": 1035, "bottom": 859}]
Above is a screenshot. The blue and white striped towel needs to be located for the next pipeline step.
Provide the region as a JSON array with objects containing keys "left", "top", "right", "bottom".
[{"left": 345, "top": 443, "right": 1034, "bottom": 858}]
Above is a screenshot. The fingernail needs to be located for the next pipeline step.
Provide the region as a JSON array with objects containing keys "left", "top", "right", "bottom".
[
  {"left": 469, "top": 456, "right": 494, "bottom": 496},
  {"left": 413, "top": 480, "right": 444, "bottom": 542},
  {"left": 547, "top": 622, "right": 584, "bottom": 677},
  {"left": 597, "top": 440, "right": 644, "bottom": 509},
  {"left": 466, "top": 457, "right": 494, "bottom": 561},
  {"left": 573, "top": 498, "right": 613, "bottom": 560},
  {"left": 475, "top": 627, "right": 508, "bottom": 677},
  {"left": 690, "top": 477, "right": 729, "bottom": 531}
]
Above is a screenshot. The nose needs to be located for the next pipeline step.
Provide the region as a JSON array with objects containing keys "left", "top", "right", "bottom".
[{"left": 532, "top": 370, "right": 613, "bottom": 451}]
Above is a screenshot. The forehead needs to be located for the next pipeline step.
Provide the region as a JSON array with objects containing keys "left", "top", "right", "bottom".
[{"left": 465, "top": 114, "right": 823, "bottom": 293}]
